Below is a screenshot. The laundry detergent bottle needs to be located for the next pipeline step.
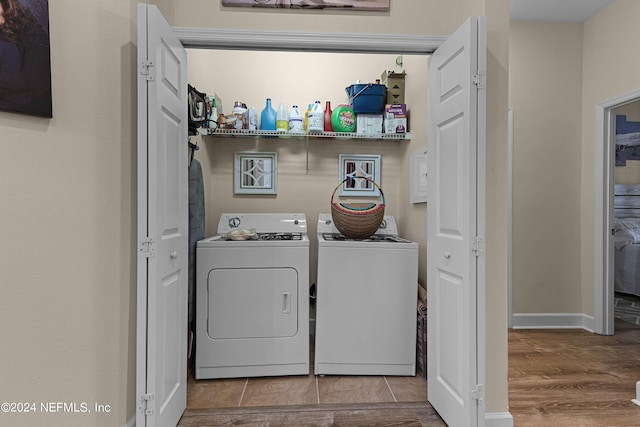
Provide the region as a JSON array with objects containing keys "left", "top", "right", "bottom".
[
  {"left": 307, "top": 100, "right": 324, "bottom": 133},
  {"left": 260, "top": 98, "right": 277, "bottom": 131},
  {"left": 331, "top": 104, "right": 356, "bottom": 133},
  {"left": 288, "top": 105, "right": 304, "bottom": 133}
]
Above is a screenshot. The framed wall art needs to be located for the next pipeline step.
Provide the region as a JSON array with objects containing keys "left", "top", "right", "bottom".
[
  {"left": 0, "top": 0, "right": 52, "bottom": 118},
  {"left": 338, "top": 154, "right": 381, "bottom": 197},
  {"left": 234, "top": 152, "right": 278, "bottom": 195},
  {"left": 221, "top": 0, "right": 390, "bottom": 11}
]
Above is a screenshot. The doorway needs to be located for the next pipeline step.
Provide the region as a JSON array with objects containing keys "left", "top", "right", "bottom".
[
  {"left": 609, "top": 100, "right": 640, "bottom": 330},
  {"left": 169, "top": 23, "right": 443, "bottom": 418},
  {"left": 184, "top": 46, "right": 429, "bottom": 409},
  {"left": 138, "top": 7, "right": 487, "bottom": 426},
  {"left": 594, "top": 88, "right": 640, "bottom": 335}
]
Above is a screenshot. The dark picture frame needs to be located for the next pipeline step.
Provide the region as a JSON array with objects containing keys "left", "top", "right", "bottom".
[
  {"left": 222, "top": 0, "right": 390, "bottom": 11},
  {"left": 0, "top": 0, "right": 52, "bottom": 118}
]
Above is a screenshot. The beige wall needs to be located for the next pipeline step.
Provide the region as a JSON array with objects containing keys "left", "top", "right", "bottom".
[
  {"left": 187, "top": 49, "right": 428, "bottom": 286},
  {"left": 159, "top": 0, "right": 464, "bottom": 35},
  {"left": 509, "top": 1, "right": 640, "bottom": 322},
  {"left": 0, "top": 1, "right": 510, "bottom": 425},
  {"left": 483, "top": 0, "right": 511, "bottom": 411},
  {"left": 581, "top": 0, "right": 640, "bottom": 315},
  {"left": 509, "top": 21, "right": 584, "bottom": 313},
  {"left": 0, "top": 2, "right": 139, "bottom": 426}
]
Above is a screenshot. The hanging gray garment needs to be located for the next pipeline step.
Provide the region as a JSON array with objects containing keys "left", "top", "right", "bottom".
[{"left": 188, "top": 158, "right": 205, "bottom": 331}]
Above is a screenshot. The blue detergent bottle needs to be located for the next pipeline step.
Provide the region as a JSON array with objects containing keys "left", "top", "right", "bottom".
[{"left": 260, "top": 98, "right": 277, "bottom": 131}]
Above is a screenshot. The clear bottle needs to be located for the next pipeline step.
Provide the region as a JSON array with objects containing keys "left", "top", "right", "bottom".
[
  {"left": 307, "top": 100, "right": 324, "bottom": 133},
  {"left": 276, "top": 102, "right": 289, "bottom": 132},
  {"left": 289, "top": 105, "right": 304, "bottom": 133},
  {"left": 260, "top": 98, "right": 277, "bottom": 131}
]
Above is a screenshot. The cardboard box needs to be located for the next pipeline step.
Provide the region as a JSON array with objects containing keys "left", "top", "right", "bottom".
[
  {"left": 381, "top": 71, "right": 406, "bottom": 105},
  {"left": 356, "top": 114, "right": 383, "bottom": 134},
  {"left": 383, "top": 104, "right": 408, "bottom": 134}
]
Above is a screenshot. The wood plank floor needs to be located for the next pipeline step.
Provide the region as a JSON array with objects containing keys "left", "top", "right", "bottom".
[
  {"left": 509, "top": 319, "right": 640, "bottom": 426},
  {"left": 179, "top": 402, "right": 446, "bottom": 426}
]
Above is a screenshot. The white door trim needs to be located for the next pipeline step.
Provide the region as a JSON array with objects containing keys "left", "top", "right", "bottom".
[
  {"left": 173, "top": 27, "right": 446, "bottom": 53},
  {"left": 594, "top": 88, "right": 640, "bottom": 335},
  {"left": 508, "top": 109, "right": 513, "bottom": 328}
]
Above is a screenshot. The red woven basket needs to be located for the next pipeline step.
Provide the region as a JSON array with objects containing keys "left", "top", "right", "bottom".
[{"left": 330, "top": 177, "right": 385, "bottom": 239}]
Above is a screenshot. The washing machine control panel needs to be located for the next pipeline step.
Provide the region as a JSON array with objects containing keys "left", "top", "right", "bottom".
[{"left": 217, "top": 213, "right": 307, "bottom": 235}]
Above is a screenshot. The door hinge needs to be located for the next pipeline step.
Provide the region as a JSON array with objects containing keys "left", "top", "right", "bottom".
[
  {"left": 473, "top": 70, "right": 485, "bottom": 89},
  {"left": 140, "top": 60, "right": 155, "bottom": 81},
  {"left": 471, "top": 384, "right": 485, "bottom": 404},
  {"left": 472, "top": 236, "right": 485, "bottom": 257},
  {"left": 139, "top": 393, "right": 154, "bottom": 415},
  {"left": 139, "top": 237, "right": 156, "bottom": 258}
]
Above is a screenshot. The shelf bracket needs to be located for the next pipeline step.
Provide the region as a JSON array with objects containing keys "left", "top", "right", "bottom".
[{"left": 305, "top": 135, "right": 309, "bottom": 174}]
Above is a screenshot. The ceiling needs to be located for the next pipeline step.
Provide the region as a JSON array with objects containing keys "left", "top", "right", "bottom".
[{"left": 510, "top": 0, "right": 615, "bottom": 22}]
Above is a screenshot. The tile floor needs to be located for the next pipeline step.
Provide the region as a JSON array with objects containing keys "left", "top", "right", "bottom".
[
  {"left": 187, "top": 337, "right": 427, "bottom": 409},
  {"left": 187, "top": 372, "right": 428, "bottom": 409}
]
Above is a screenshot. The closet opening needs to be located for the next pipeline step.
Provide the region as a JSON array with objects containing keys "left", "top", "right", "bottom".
[{"left": 181, "top": 34, "right": 433, "bottom": 411}]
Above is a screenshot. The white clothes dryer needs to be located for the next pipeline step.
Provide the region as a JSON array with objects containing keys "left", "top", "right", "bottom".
[
  {"left": 314, "top": 213, "right": 418, "bottom": 376},
  {"left": 195, "top": 213, "right": 309, "bottom": 379}
]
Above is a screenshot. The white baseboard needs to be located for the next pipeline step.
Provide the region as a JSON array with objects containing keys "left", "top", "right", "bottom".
[
  {"left": 512, "top": 313, "right": 595, "bottom": 331},
  {"left": 125, "top": 415, "right": 135, "bottom": 427},
  {"left": 485, "top": 411, "right": 514, "bottom": 427}
]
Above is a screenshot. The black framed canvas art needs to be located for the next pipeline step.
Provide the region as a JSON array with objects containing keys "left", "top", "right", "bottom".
[
  {"left": 0, "top": 0, "right": 52, "bottom": 118},
  {"left": 222, "top": 0, "right": 390, "bottom": 11}
]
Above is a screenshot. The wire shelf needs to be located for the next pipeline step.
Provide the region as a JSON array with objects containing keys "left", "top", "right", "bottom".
[{"left": 204, "top": 128, "right": 410, "bottom": 141}]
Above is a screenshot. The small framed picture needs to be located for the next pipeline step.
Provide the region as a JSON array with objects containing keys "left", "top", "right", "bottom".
[
  {"left": 410, "top": 149, "right": 428, "bottom": 203},
  {"left": 338, "top": 154, "right": 381, "bottom": 197},
  {"left": 234, "top": 152, "right": 277, "bottom": 194}
]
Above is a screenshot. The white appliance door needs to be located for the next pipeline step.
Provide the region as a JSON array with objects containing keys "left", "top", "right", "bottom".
[
  {"left": 136, "top": 4, "right": 188, "bottom": 427},
  {"left": 427, "top": 16, "right": 486, "bottom": 427},
  {"left": 207, "top": 268, "right": 298, "bottom": 339}
]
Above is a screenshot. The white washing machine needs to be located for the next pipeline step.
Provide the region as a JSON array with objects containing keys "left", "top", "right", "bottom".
[
  {"left": 314, "top": 213, "right": 418, "bottom": 376},
  {"left": 195, "top": 213, "right": 309, "bottom": 379}
]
